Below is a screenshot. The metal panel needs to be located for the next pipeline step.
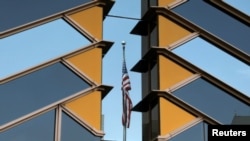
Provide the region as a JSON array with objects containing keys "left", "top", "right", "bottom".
[
  {"left": 65, "top": 91, "right": 102, "bottom": 130},
  {"left": 66, "top": 48, "right": 102, "bottom": 84},
  {"left": 159, "top": 55, "right": 193, "bottom": 90},
  {"left": 68, "top": 6, "right": 103, "bottom": 40},
  {"left": 160, "top": 97, "right": 196, "bottom": 135}
]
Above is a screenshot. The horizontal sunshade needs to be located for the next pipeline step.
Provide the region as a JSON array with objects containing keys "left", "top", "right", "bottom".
[
  {"left": 173, "top": 0, "right": 250, "bottom": 54},
  {"left": 173, "top": 78, "right": 250, "bottom": 124},
  {"left": 0, "top": 0, "right": 92, "bottom": 33},
  {"left": 0, "top": 19, "right": 90, "bottom": 79},
  {"left": 0, "top": 62, "right": 90, "bottom": 126}
]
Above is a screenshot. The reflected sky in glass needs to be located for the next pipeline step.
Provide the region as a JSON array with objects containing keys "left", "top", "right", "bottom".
[
  {"left": 0, "top": 110, "right": 55, "bottom": 141},
  {"left": 223, "top": 0, "right": 250, "bottom": 15},
  {"left": 173, "top": 37, "right": 250, "bottom": 96},
  {"left": 0, "top": 0, "right": 92, "bottom": 32},
  {"left": 61, "top": 112, "right": 100, "bottom": 141},
  {"left": 173, "top": 78, "right": 250, "bottom": 124},
  {"left": 0, "top": 19, "right": 90, "bottom": 79},
  {"left": 0, "top": 62, "right": 90, "bottom": 125},
  {"left": 169, "top": 122, "right": 208, "bottom": 141},
  {"left": 173, "top": 0, "right": 250, "bottom": 54}
]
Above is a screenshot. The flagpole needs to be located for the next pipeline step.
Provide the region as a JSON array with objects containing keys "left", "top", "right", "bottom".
[{"left": 122, "top": 41, "right": 127, "bottom": 141}]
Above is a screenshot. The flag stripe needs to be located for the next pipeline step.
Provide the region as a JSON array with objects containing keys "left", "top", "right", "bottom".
[
  {"left": 122, "top": 92, "right": 132, "bottom": 128},
  {"left": 122, "top": 56, "right": 132, "bottom": 128}
]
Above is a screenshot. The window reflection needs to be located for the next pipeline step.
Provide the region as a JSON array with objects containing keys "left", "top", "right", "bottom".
[
  {"left": 151, "top": 103, "right": 159, "bottom": 139},
  {"left": 173, "top": 37, "right": 250, "bottom": 96},
  {"left": 0, "top": 19, "right": 90, "bottom": 79},
  {"left": 173, "top": 0, "right": 250, "bottom": 54},
  {"left": 223, "top": 0, "right": 250, "bottom": 15},
  {"left": 173, "top": 78, "right": 250, "bottom": 124},
  {"left": 0, "top": 62, "right": 90, "bottom": 125},
  {"left": 169, "top": 122, "right": 208, "bottom": 141},
  {"left": 61, "top": 112, "right": 100, "bottom": 141},
  {"left": 141, "top": 100, "right": 159, "bottom": 141},
  {"left": 0, "top": 0, "right": 92, "bottom": 32},
  {"left": 142, "top": 112, "right": 150, "bottom": 141},
  {"left": 0, "top": 110, "right": 55, "bottom": 141}
]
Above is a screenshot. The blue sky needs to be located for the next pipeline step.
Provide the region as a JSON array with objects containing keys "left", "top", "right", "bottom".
[
  {"left": 102, "top": 0, "right": 141, "bottom": 140},
  {"left": 102, "top": 0, "right": 249, "bottom": 141},
  {"left": 225, "top": 0, "right": 250, "bottom": 15}
]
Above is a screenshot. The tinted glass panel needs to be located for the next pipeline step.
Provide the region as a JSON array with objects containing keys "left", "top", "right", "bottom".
[
  {"left": 151, "top": 103, "right": 159, "bottom": 139},
  {"left": 0, "top": 0, "right": 92, "bottom": 32},
  {"left": 169, "top": 122, "right": 208, "bottom": 141},
  {"left": 0, "top": 19, "right": 90, "bottom": 79},
  {"left": 173, "top": 0, "right": 250, "bottom": 54},
  {"left": 61, "top": 112, "right": 101, "bottom": 141},
  {"left": 142, "top": 112, "right": 150, "bottom": 141},
  {"left": 0, "top": 110, "right": 55, "bottom": 141},
  {"left": 224, "top": 0, "right": 250, "bottom": 15},
  {"left": 0, "top": 62, "right": 90, "bottom": 125},
  {"left": 173, "top": 37, "right": 250, "bottom": 96},
  {"left": 173, "top": 78, "right": 250, "bottom": 124}
]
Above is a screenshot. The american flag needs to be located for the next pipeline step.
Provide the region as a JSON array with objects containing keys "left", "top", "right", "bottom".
[{"left": 122, "top": 57, "right": 132, "bottom": 128}]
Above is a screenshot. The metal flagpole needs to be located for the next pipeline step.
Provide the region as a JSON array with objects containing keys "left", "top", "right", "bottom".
[
  {"left": 123, "top": 120, "right": 127, "bottom": 141},
  {"left": 122, "top": 41, "right": 127, "bottom": 141}
]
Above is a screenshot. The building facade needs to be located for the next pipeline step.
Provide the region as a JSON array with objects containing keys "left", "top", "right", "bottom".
[
  {"left": 0, "top": 0, "right": 114, "bottom": 141},
  {"left": 131, "top": 0, "right": 250, "bottom": 141}
]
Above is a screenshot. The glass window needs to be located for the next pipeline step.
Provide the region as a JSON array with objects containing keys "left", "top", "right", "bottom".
[
  {"left": 173, "top": 37, "right": 250, "bottom": 96},
  {"left": 172, "top": 78, "right": 250, "bottom": 124},
  {"left": 223, "top": 0, "right": 250, "bottom": 15},
  {"left": 151, "top": 103, "right": 159, "bottom": 139},
  {"left": 0, "top": 62, "right": 90, "bottom": 126},
  {"left": 0, "top": 19, "right": 90, "bottom": 79},
  {"left": 0, "top": 110, "right": 55, "bottom": 141},
  {"left": 173, "top": 0, "right": 250, "bottom": 54},
  {"left": 169, "top": 122, "right": 208, "bottom": 141},
  {"left": 150, "top": 22, "right": 158, "bottom": 47},
  {"left": 142, "top": 112, "right": 150, "bottom": 141},
  {"left": 61, "top": 112, "right": 101, "bottom": 141},
  {"left": 0, "top": 0, "right": 92, "bottom": 32}
]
